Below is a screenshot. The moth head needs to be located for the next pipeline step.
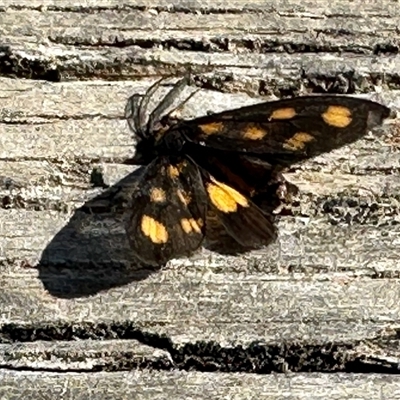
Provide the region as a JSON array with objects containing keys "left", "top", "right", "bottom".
[
  {"left": 124, "top": 77, "right": 194, "bottom": 166},
  {"left": 125, "top": 76, "right": 191, "bottom": 138}
]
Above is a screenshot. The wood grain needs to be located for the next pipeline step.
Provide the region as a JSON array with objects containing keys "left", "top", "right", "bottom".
[
  {"left": 1, "top": 1, "right": 400, "bottom": 398},
  {"left": 1, "top": 372, "right": 399, "bottom": 400}
]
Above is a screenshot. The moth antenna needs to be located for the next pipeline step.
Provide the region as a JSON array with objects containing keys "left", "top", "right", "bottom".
[{"left": 146, "top": 75, "right": 191, "bottom": 133}]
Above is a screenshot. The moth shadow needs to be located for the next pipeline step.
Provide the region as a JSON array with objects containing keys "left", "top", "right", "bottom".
[
  {"left": 38, "top": 168, "right": 164, "bottom": 299},
  {"left": 38, "top": 167, "right": 292, "bottom": 299}
]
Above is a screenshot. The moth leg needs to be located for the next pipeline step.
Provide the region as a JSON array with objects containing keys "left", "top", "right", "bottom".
[
  {"left": 139, "top": 77, "right": 169, "bottom": 131},
  {"left": 264, "top": 170, "right": 300, "bottom": 215},
  {"left": 125, "top": 93, "right": 144, "bottom": 136},
  {"left": 125, "top": 77, "right": 169, "bottom": 138},
  {"left": 271, "top": 170, "right": 300, "bottom": 202}
]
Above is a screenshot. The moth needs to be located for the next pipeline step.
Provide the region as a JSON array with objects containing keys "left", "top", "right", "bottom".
[{"left": 124, "top": 76, "right": 390, "bottom": 265}]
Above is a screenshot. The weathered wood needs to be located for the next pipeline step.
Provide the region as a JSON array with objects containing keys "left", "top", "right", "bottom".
[
  {"left": 1, "top": 1, "right": 400, "bottom": 397},
  {"left": 1, "top": 0, "right": 400, "bottom": 93},
  {"left": 0, "top": 340, "right": 173, "bottom": 371},
  {"left": 1, "top": 372, "right": 399, "bottom": 400}
]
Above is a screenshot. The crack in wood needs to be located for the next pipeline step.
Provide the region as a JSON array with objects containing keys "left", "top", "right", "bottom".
[{"left": 0, "top": 322, "right": 399, "bottom": 374}]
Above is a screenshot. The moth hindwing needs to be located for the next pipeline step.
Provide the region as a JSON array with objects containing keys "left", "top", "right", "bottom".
[{"left": 202, "top": 173, "right": 277, "bottom": 248}]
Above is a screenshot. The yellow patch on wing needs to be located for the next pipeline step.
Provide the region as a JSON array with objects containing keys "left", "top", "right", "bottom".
[
  {"left": 166, "top": 161, "right": 187, "bottom": 179},
  {"left": 283, "top": 132, "right": 315, "bottom": 151},
  {"left": 180, "top": 218, "right": 202, "bottom": 234},
  {"left": 167, "top": 165, "right": 180, "bottom": 178},
  {"left": 322, "top": 105, "right": 352, "bottom": 128},
  {"left": 177, "top": 189, "right": 191, "bottom": 206},
  {"left": 242, "top": 124, "right": 268, "bottom": 140},
  {"left": 141, "top": 215, "right": 168, "bottom": 244},
  {"left": 270, "top": 107, "right": 296, "bottom": 120},
  {"left": 206, "top": 178, "right": 249, "bottom": 213},
  {"left": 149, "top": 187, "right": 166, "bottom": 203},
  {"left": 199, "top": 122, "right": 225, "bottom": 135}
]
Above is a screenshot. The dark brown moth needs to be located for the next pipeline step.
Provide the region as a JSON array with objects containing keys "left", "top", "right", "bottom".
[{"left": 124, "top": 76, "right": 390, "bottom": 265}]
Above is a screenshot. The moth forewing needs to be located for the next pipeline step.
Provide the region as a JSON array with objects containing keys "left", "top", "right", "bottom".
[
  {"left": 125, "top": 156, "right": 207, "bottom": 265},
  {"left": 180, "top": 95, "right": 390, "bottom": 162}
]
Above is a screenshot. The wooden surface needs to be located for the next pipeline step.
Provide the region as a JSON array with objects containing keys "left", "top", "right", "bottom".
[{"left": 1, "top": 1, "right": 400, "bottom": 398}]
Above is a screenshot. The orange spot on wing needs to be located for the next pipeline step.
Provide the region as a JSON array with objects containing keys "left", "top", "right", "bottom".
[
  {"left": 283, "top": 132, "right": 314, "bottom": 151},
  {"left": 167, "top": 165, "right": 179, "bottom": 178},
  {"left": 180, "top": 218, "right": 202, "bottom": 234},
  {"left": 166, "top": 161, "right": 187, "bottom": 179},
  {"left": 270, "top": 107, "right": 296, "bottom": 120},
  {"left": 149, "top": 187, "right": 166, "bottom": 203},
  {"left": 322, "top": 105, "right": 352, "bottom": 128},
  {"left": 206, "top": 178, "right": 249, "bottom": 213},
  {"left": 243, "top": 124, "right": 268, "bottom": 140},
  {"left": 141, "top": 215, "right": 168, "bottom": 244},
  {"left": 199, "top": 122, "right": 225, "bottom": 135}
]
